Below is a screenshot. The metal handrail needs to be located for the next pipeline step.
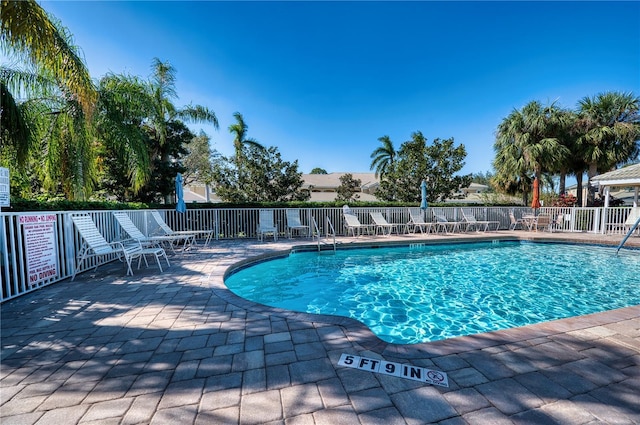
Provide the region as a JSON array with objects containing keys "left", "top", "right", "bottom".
[
  {"left": 325, "top": 216, "right": 336, "bottom": 253},
  {"left": 616, "top": 216, "right": 640, "bottom": 254}
]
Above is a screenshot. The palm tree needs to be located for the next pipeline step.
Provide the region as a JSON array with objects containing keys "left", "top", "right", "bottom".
[
  {"left": 228, "top": 112, "right": 265, "bottom": 165},
  {"left": 94, "top": 73, "right": 154, "bottom": 194},
  {"left": 575, "top": 91, "right": 640, "bottom": 204},
  {"left": 1, "top": 3, "right": 97, "bottom": 169},
  {"left": 1, "top": 0, "right": 97, "bottom": 116},
  {"left": 493, "top": 101, "right": 570, "bottom": 203},
  {"left": 1, "top": 1, "right": 99, "bottom": 197},
  {"left": 145, "top": 58, "right": 219, "bottom": 147},
  {"left": 369, "top": 135, "right": 396, "bottom": 178},
  {"left": 141, "top": 59, "right": 218, "bottom": 203},
  {"left": 94, "top": 60, "right": 218, "bottom": 202}
]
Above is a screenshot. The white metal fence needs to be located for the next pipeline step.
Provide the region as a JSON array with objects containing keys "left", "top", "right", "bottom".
[{"left": 0, "top": 206, "right": 635, "bottom": 302}]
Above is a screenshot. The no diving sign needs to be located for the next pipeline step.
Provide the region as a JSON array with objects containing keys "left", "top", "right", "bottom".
[{"left": 338, "top": 353, "right": 449, "bottom": 387}]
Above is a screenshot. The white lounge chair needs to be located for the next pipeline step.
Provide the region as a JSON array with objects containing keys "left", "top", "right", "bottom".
[
  {"left": 343, "top": 213, "right": 372, "bottom": 237},
  {"left": 433, "top": 213, "right": 464, "bottom": 234},
  {"left": 149, "top": 210, "right": 208, "bottom": 248},
  {"left": 257, "top": 209, "right": 278, "bottom": 241},
  {"left": 113, "top": 211, "right": 184, "bottom": 253},
  {"left": 285, "top": 209, "right": 310, "bottom": 238},
  {"left": 461, "top": 209, "right": 499, "bottom": 232},
  {"left": 407, "top": 207, "right": 434, "bottom": 234},
  {"left": 70, "top": 213, "right": 168, "bottom": 280},
  {"left": 370, "top": 211, "right": 400, "bottom": 236}
]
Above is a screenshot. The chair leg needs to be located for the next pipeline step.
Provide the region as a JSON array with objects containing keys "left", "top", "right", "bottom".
[
  {"left": 124, "top": 256, "right": 134, "bottom": 276},
  {"left": 153, "top": 252, "right": 164, "bottom": 273},
  {"left": 72, "top": 248, "right": 89, "bottom": 281}
]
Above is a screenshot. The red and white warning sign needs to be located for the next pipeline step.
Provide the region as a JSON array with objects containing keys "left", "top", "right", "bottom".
[{"left": 20, "top": 214, "right": 59, "bottom": 285}]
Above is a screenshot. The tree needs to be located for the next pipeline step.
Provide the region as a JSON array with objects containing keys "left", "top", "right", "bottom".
[
  {"left": 182, "top": 131, "right": 218, "bottom": 186},
  {"left": 1, "top": 64, "right": 96, "bottom": 200},
  {"left": 212, "top": 145, "right": 309, "bottom": 202},
  {"left": 1, "top": 0, "right": 97, "bottom": 117},
  {"left": 471, "top": 171, "right": 494, "bottom": 189},
  {"left": 335, "top": 173, "right": 362, "bottom": 202},
  {"left": 1, "top": 4, "right": 99, "bottom": 198},
  {"left": 376, "top": 132, "right": 470, "bottom": 202},
  {"left": 493, "top": 101, "right": 570, "bottom": 204},
  {"left": 228, "top": 112, "right": 265, "bottom": 166},
  {"left": 144, "top": 58, "right": 218, "bottom": 203},
  {"left": 575, "top": 91, "right": 640, "bottom": 204},
  {"left": 369, "top": 135, "right": 396, "bottom": 178},
  {"left": 548, "top": 109, "right": 581, "bottom": 197},
  {"left": 310, "top": 167, "right": 327, "bottom": 174},
  {"left": 137, "top": 120, "right": 194, "bottom": 203},
  {"left": 94, "top": 73, "right": 154, "bottom": 194},
  {"left": 93, "top": 59, "right": 218, "bottom": 201},
  {"left": 100, "top": 120, "right": 194, "bottom": 203}
]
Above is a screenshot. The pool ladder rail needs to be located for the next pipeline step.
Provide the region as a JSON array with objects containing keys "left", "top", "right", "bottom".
[
  {"left": 312, "top": 216, "right": 336, "bottom": 253},
  {"left": 616, "top": 215, "right": 640, "bottom": 254}
]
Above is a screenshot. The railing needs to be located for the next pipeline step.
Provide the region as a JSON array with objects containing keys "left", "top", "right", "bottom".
[
  {"left": 0, "top": 206, "right": 636, "bottom": 302},
  {"left": 617, "top": 216, "right": 640, "bottom": 253}
]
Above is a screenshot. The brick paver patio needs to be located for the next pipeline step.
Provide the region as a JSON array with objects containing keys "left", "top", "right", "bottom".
[{"left": 1, "top": 232, "right": 639, "bottom": 424}]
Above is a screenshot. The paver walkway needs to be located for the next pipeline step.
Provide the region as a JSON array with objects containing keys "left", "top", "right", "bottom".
[{"left": 1, "top": 233, "right": 639, "bottom": 424}]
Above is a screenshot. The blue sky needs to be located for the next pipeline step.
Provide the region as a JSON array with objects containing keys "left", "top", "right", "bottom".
[{"left": 40, "top": 1, "right": 640, "bottom": 176}]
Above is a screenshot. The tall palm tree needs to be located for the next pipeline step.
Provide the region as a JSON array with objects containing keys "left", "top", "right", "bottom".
[
  {"left": 575, "top": 91, "right": 640, "bottom": 204},
  {"left": 228, "top": 112, "right": 265, "bottom": 165},
  {"left": 493, "top": 101, "right": 570, "bottom": 203},
  {"left": 142, "top": 59, "right": 218, "bottom": 203},
  {"left": 145, "top": 58, "right": 219, "bottom": 147},
  {"left": 1, "top": 1, "right": 99, "bottom": 198},
  {"left": 94, "top": 73, "right": 154, "bottom": 193},
  {"left": 369, "top": 135, "right": 396, "bottom": 178},
  {"left": 1, "top": 3, "right": 97, "bottom": 170},
  {"left": 94, "top": 59, "right": 219, "bottom": 201},
  {"left": 1, "top": 0, "right": 97, "bottom": 116}
]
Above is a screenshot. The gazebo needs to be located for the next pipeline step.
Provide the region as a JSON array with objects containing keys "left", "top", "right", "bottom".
[{"left": 591, "top": 163, "right": 640, "bottom": 208}]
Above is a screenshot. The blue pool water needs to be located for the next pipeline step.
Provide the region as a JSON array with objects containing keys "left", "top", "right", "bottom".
[{"left": 224, "top": 241, "right": 640, "bottom": 344}]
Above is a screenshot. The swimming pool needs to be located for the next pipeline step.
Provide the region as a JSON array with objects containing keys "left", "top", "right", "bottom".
[{"left": 224, "top": 241, "right": 640, "bottom": 344}]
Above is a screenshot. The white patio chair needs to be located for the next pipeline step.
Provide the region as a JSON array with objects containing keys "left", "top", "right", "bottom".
[
  {"left": 257, "top": 209, "right": 278, "bottom": 241},
  {"left": 461, "top": 209, "right": 499, "bottom": 232},
  {"left": 407, "top": 207, "right": 434, "bottom": 234},
  {"left": 285, "top": 209, "right": 310, "bottom": 238},
  {"left": 113, "top": 211, "right": 184, "bottom": 253},
  {"left": 509, "top": 210, "right": 524, "bottom": 230},
  {"left": 149, "top": 210, "right": 208, "bottom": 248},
  {"left": 343, "top": 213, "right": 372, "bottom": 237},
  {"left": 70, "top": 213, "right": 168, "bottom": 280},
  {"left": 433, "top": 213, "right": 464, "bottom": 234},
  {"left": 534, "top": 214, "right": 553, "bottom": 232},
  {"left": 370, "top": 211, "right": 400, "bottom": 236}
]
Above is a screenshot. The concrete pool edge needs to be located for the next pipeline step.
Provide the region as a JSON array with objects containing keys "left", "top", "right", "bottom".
[{"left": 214, "top": 235, "right": 640, "bottom": 359}]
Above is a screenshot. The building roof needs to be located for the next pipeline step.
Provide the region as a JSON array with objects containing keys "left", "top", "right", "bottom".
[
  {"left": 302, "top": 172, "right": 379, "bottom": 190},
  {"left": 591, "top": 163, "right": 640, "bottom": 187},
  {"left": 308, "top": 191, "right": 380, "bottom": 202}
]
